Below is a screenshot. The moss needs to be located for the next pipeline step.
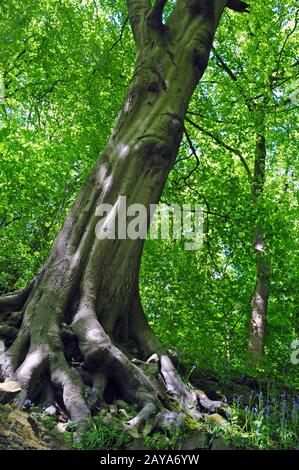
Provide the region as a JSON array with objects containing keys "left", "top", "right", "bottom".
[{"left": 0, "top": 405, "right": 69, "bottom": 450}]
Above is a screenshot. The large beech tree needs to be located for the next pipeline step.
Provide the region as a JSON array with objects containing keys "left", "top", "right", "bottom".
[{"left": 0, "top": 0, "right": 248, "bottom": 428}]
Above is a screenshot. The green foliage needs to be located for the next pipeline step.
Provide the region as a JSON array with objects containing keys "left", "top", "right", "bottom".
[
  {"left": 0, "top": 0, "right": 134, "bottom": 290},
  {"left": 140, "top": 0, "right": 298, "bottom": 385}
]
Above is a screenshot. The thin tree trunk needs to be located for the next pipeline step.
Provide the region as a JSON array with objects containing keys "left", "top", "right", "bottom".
[{"left": 248, "top": 133, "right": 270, "bottom": 357}]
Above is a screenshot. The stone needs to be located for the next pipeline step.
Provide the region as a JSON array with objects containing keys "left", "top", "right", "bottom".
[
  {"left": 56, "top": 422, "right": 68, "bottom": 433},
  {"left": 154, "top": 411, "right": 183, "bottom": 433},
  {"left": 211, "top": 437, "right": 234, "bottom": 450},
  {"left": 206, "top": 413, "right": 228, "bottom": 427},
  {"left": 44, "top": 405, "right": 57, "bottom": 417},
  {"left": 181, "top": 432, "right": 209, "bottom": 450},
  {"left": 126, "top": 438, "right": 149, "bottom": 450}
]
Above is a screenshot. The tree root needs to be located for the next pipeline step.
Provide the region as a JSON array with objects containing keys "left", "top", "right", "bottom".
[
  {"left": 124, "top": 402, "right": 157, "bottom": 433},
  {"left": 86, "top": 372, "right": 107, "bottom": 411},
  {"left": 0, "top": 280, "right": 35, "bottom": 316},
  {"left": 50, "top": 354, "right": 91, "bottom": 429},
  {"left": 0, "top": 289, "right": 223, "bottom": 434}
]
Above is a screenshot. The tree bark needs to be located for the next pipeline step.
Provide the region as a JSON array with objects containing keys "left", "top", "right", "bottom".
[
  {"left": 248, "top": 132, "right": 270, "bottom": 358},
  {"left": 0, "top": 0, "right": 235, "bottom": 428}
]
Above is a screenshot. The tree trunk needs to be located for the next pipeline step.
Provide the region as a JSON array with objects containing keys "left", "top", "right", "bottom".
[
  {"left": 248, "top": 228, "right": 270, "bottom": 357},
  {"left": 248, "top": 133, "right": 270, "bottom": 358},
  {"left": 0, "top": 0, "right": 242, "bottom": 429}
]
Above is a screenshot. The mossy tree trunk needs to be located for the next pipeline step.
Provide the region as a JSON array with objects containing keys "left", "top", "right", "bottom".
[{"left": 0, "top": 0, "right": 248, "bottom": 428}]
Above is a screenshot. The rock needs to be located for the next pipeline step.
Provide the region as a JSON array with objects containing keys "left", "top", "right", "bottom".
[
  {"left": 56, "top": 422, "right": 68, "bottom": 433},
  {"left": 0, "top": 404, "right": 69, "bottom": 449},
  {"left": 44, "top": 405, "right": 57, "bottom": 417},
  {"left": 206, "top": 413, "right": 228, "bottom": 427},
  {"left": 154, "top": 411, "right": 183, "bottom": 433},
  {"left": 126, "top": 438, "right": 149, "bottom": 450},
  {"left": 211, "top": 437, "right": 234, "bottom": 450},
  {"left": 181, "top": 432, "right": 209, "bottom": 450}
]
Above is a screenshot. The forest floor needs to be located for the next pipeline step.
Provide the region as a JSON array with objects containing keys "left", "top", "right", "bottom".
[{"left": 0, "top": 365, "right": 298, "bottom": 450}]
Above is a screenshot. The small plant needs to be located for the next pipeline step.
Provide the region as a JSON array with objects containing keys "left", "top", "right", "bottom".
[
  {"left": 43, "top": 415, "right": 57, "bottom": 431},
  {"left": 204, "top": 389, "right": 299, "bottom": 450},
  {"left": 144, "top": 429, "right": 184, "bottom": 450},
  {"left": 66, "top": 407, "right": 136, "bottom": 450}
]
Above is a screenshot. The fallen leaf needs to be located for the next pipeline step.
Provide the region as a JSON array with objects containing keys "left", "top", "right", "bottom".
[{"left": 0, "top": 381, "right": 22, "bottom": 393}]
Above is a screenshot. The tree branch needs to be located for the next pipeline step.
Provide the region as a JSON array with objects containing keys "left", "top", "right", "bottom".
[
  {"left": 109, "top": 16, "right": 129, "bottom": 51},
  {"left": 185, "top": 116, "right": 253, "bottom": 182},
  {"left": 226, "top": 0, "right": 250, "bottom": 13},
  {"left": 176, "top": 126, "right": 201, "bottom": 184},
  {"left": 126, "top": 0, "right": 151, "bottom": 46},
  {"left": 273, "top": 10, "right": 299, "bottom": 82},
  {"left": 212, "top": 47, "right": 238, "bottom": 82}
]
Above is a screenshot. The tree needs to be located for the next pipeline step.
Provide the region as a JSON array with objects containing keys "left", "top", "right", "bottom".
[
  {"left": 181, "top": 0, "right": 298, "bottom": 360},
  {"left": 0, "top": 0, "right": 248, "bottom": 428}
]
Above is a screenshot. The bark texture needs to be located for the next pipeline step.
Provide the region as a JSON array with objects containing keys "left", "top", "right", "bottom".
[
  {"left": 0, "top": 0, "right": 236, "bottom": 429},
  {"left": 248, "top": 131, "right": 270, "bottom": 357}
]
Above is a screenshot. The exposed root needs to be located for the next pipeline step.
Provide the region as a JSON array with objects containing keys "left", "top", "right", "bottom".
[
  {"left": 86, "top": 372, "right": 107, "bottom": 411},
  {"left": 72, "top": 309, "right": 159, "bottom": 408},
  {"left": 15, "top": 348, "right": 48, "bottom": 401},
  {"left": 0, "top": 279, "right": 222, "bottom": 435},
  {"left": 124, "top": 402, "right": 157, "bottom": 433},
  {"left": 160, "top": 355, "right": 200, "bottom": 418},
  {"left": 0, "top": 328, "right": 30, "bottom": 381},
  {"left": 130, "top": 297, "right": 223, "bottom": 416},
  {"left": 50, "top": 354, "right": 91, "bottom": 429},
  {"left": 0, "top": 324, "right": 19, "bottom": 342},
  {"left": 197, "top": 390, "right": 223, "bottom": 412},
  {"left": 0, "top": 280, "right": 35, "bottom": 316},
  {"left": 39, "top": 381, "right": 56, "bottom": 410}
]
